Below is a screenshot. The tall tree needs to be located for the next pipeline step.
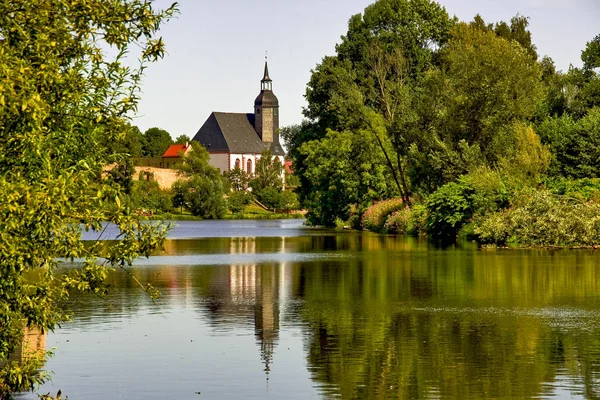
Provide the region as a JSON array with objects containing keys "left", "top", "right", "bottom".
[
  {"left": 172, "top": 142, "right": 227, "bottom": 218},
  {"left": 293, "top": 0, "right": 456, "bottom": 224},
  {"left": 0, "top": 0, "right": 177, "bottom": 396},
  {"left": 251, "top": 149, "right": 284, "bottom": 193},
  {"left": 174, "top": 134, "right": 191, "bottom": 144},
  {"left": 143, "top": 127, "right": 173, "bottom": 157},
  {"left": 427, "top": 22, "right": 544, "bottom": 178}
]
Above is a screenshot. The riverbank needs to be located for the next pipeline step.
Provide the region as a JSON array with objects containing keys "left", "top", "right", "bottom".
[
  {"left": 354, "top": 184, "right": 600, "bottom": 249},
  {"left": 147, "top": 203, "right": 306, "bottom": 221}
]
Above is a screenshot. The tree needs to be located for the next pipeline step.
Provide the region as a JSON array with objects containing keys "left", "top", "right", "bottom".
[
  {"left": 225, "top": 167, "right": 251, "bottom": 191},
  {"left": 250, "top": 149, "right": 284, "bottom": 193},
  {"left": 293, "top": 0, "right": 455, "bottom": 224},
  {"left": 174, "top": 134, "right": 191, "bottom": 144},
  {"left": 142, "top": 127, "right": 173, "bottom": 157},
  {"left": 0, "top": 0, "right": 177, "bottom": 397},
  {"left": 106, "top": 124, "right": 144, "bottom": 158},
  {"left": 538, "top": 108, "right": 600, "bottom": 178},
  {"left": 427, "top": 22, "right": 544, "bottom": 178},
  {"left": 582, "top": 34, "right": 600, "bottom": 73},
  {"left": 172, "top": 141, "right": 227, "bottom": 218},
  {"left": 299, "top": 130, "right": 392, "bottom": 227},
  {"left": 171, "top": 176, "right": 227, "bottom": 219}
]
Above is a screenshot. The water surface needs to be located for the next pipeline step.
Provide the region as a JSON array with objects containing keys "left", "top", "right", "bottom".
[{"left": 22, "top": 220, "right": 600, "bottom": 399}]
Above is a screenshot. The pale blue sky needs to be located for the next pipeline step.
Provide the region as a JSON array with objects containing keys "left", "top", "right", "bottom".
[{"left": 133, "top": 0, "right": 600, "bottom": 139}]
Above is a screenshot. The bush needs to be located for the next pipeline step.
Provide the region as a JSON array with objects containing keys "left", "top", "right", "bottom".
[
  {"left": 425, "top": 170, "right": 509, "bottom": 241},
  {"left": 361, "top": 198, "right": 404, "bottom": 232},
  {"left": 228, "top": 191, "right": 253, "bottom": 214},
  {"left": 426, "top": 181, "right": 475, "bottom": 241},
  {"left": 383, "top": 208, "right": 412, "bottom": 234},
  {"left": 384, "top": 204, "right": 428, "bottom": 235},
  {"left": 172, "top": 176, "right": 227, "bottom": 219},
  {"left": 474, "top": 188, "right": 600, "bottom": 247},
  {"left": 545, "top": 177, "right": 600, "bottom": 202},
  {"left": 129, "top": 179, "right": 173, "bottom": 214}
]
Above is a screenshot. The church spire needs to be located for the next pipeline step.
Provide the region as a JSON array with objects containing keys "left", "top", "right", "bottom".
[
  {"left": 261, "top": 54, "right": 272, "bottom": 91},
  {"left": 254, "top": 57, "right": 279, "bottom": 144}
]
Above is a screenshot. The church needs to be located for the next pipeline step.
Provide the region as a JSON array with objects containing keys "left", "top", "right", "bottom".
[{"left": 192, "top": 61, "right": 285, "bottom": 175}]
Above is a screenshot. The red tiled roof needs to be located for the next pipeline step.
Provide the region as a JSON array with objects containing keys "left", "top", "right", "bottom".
[{"left": 162, "top": 144, "right": 190, "bottom": 158}]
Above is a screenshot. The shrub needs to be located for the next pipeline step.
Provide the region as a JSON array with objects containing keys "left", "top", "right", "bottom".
[
  {"left": 171, "top": 176, "right": 227, "bottom": 219},
  {"left": 384, "top": 208, "right": 412, "bottom": 234},
  {"left": 228, "top": 191, "right": 252, "bottom": 214},
  {"left": 425, "top": 170, "right": 509, "bottom": 242},
  {"left": 545, "top": 177, "right": 600, "bottom": 202},
  {"left": 426, "top": 181, "right": 475, "bottom": 241},
  {"left": 130, "top": 179, "right": 173, "bottom": 214},
  {"left": 384, "top": 204, "right": 428, "bottom": 235},
  {"left": 474, "top": 188, "right": 600, "bottom": 247},
  {"left": 361, "top": 198, "right": 404, "bottom": 232}
]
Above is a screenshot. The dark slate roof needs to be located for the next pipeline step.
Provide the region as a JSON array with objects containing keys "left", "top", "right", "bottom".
[
  {"left": 192, "top": 112, "right": 285, "bottom": 156},
  {"left": 254, "top": 90, "right": 279, "bottom": 107},
  {"left": 262, "top": 61, "right": 271, "bottom": 81}
]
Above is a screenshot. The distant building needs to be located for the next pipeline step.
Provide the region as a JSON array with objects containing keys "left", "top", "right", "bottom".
[
  {"left": 161, "top": 142, "right": 192, "bottom": 169},
  {"left": 192, "top": 61, "right": 285, "bottom": 174}
]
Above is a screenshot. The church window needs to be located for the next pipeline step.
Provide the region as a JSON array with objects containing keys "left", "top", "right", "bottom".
[
  {"left": 235, "top": 158, "right": 240, "bottom": 169},
  {"left": 247, "top": 159, "right": 253, "bottom": 174}
]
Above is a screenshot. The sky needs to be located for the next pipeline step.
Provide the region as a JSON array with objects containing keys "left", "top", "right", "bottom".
[{"left": 132, "top": 0, "right": 600, "bottom": 139}]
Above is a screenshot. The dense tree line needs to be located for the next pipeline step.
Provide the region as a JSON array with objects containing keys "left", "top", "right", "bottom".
[{"left": 284, "top": 0, "right": 600, "bottom": 247}]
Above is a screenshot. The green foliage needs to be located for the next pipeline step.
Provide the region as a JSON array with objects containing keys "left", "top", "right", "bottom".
[
  {"left": 545, "top": 177, "right": 600, "bottom": 202},
  {"left": 538, "top": 108, "right": 600, "bottom": 178},
  {"left": 171, "top": 142, "right": 226, "bottom": 219},
  {"left": 0, "top": 347, "right": 50, "bottom": 397},
  {"left": 299, "top": 129, "right": 392, "bottom": 227},
  {"left": 227, "top": 191, "right": 252, "bottom": 214},
  {"left": 106, "top": 158, "right": 136, "bottom": 195},
  {"left": 143, "top": 127, "right": 173, "bottom": 157},
  {"left": 255, "top": 188, "right": 299, "bottom": 210},
  {"left": 361, "top": 198, "right": 404, "bottom": 233},
  {"left": 0, "top": 0, "right": 177, "bottom": 396},
  {"left": 469, "top": 14, "right": 537, "bottom": 60},
  {"left": 434, "top": 23, "right": 543, "bottom": 167},
  {"left": 225, "top": 167, "right": 250, "bottom": 191},
  {"left": 129, "top": 179, "right": 173, "bottom": 214},
  {"left": 106, "top": 124, "right": 144, "bottom": 158},
  {"left": 582, "top": 34, "right": 600, "bottom": 72},
  {"left": 474, "top": 188, "right": 600, "bottom": 247},
  {"left": 250, "top": 149, "right": 283, "bottom": 193},
  {"left": 171, "top": 176, "right": 227, "bottom": 219},
  {"left": 174, "top": 141, "right": 219, "bottom": 178},
  {"left": 426, "top": 181, "right": 475, "bottom": 241},
  {"left": 383, "top": 204, "right": 428, "bottom": 235},
  {"left": 174, "top": 134, "right": 191, "bottom": 144},
  {"left": 497, "top": 123, "right": 550, "bottom": 188}
]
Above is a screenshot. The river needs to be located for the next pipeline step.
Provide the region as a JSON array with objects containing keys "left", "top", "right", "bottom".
[{"left": 20, "top": 219, "right": 600, "bottom": 399}]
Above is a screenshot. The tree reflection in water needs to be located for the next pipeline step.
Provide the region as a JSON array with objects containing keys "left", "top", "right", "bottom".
[{"left": 56, "top": 233, "right": 600, "bottom": 399}]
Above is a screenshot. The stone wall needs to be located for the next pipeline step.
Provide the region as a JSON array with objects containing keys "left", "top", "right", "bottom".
[{"left": 135, "top": 166, "right": 180, "bottom": 190}]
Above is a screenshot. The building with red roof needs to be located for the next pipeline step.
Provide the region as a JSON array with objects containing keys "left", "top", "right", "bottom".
[{"left": 162, "top": 142, "right": 191, "bottom": 168}]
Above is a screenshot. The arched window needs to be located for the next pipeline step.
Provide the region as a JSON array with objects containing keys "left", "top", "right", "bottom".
[
  {"left": 247, "top": 159, "right": 253, "bottom": 174},
  {"left": 234, "top": 158, "right": 240, "bottom": 169}
]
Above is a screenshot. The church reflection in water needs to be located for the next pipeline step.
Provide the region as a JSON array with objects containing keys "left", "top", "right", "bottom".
[
  {"left": 200, "top": 236, "right": 293, "bottom": 377},
  {"left": 5, "top": 326, "right": 47, "bottom": 365}
]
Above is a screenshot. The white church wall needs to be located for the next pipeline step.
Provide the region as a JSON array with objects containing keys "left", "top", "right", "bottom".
[{"left": 209, "top": 153, "right": 229, "bottom": 174}]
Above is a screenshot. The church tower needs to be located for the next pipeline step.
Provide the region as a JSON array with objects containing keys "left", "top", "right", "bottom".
[{"left": 254, "top": 60, "right": 280, "bottom": 144}]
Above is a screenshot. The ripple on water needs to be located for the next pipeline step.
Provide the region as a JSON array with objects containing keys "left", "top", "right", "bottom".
[{"left": 409, "top": 305, "right": 600, "bottom": 331}]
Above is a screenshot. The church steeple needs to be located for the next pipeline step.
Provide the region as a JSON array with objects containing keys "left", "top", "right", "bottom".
[
  {"left": 261, "top": 61, "right": 272, "bottom": 91},
  {"left": 254, "top": 57, "right": 279, "bottom": 144}
]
